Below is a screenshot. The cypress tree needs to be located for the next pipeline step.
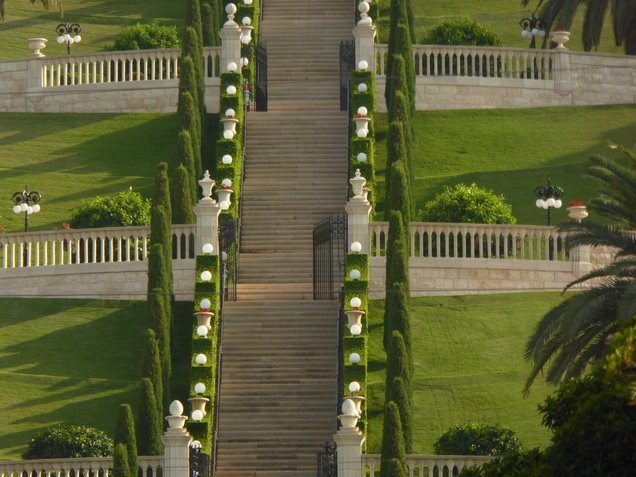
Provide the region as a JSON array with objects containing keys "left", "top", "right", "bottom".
[
  {"left": 405, "top": 0, "right": 415, "bottom": 41},
  {"left": 201, "top": 1, "right": 220, "bottom": 47},
  {"left": 141, "top": 328, "right": 163, "bottom": 415},
  {"left": 384, "top": 240, "right": 409, "bottom": 349},
  {"left": 395, "top": 23, "right": 415, "bottom": 110},
  {"left": 177, "top": 56, "right": 199, "bottom": 119},
  {"left": 388, "top": 161, "right": 412, "bottom": 222},
  {"left": 173, "top": 164, "right": 197, "bottom": 224},
  {"left": 147, "top": 244, "right": 170, "bottom": 305},
  {"left": 380, "top": 401, "right": 408, "bottom": 477},
  {"left": 389, "top": 376, "right": 413, "bottom": 453},
  {"left": 181, "top": 25, "right": 205, "bottom": 118},
  {"left": 387, "top": 55, "right": 409, "bottom": 118},
  {"left": 114, "top": 404, "right": 138, "bottom": 477},
  {"left": 386, "top": 0, "right": 410, "bottom": 108},
  {"left": 148, "top": 287, "right": 171, "bottom": 407},
  {"left": 153, "top": 162, "right": 172, "bottom": 227},
  {"left": 385, "top": 121, "right": 407, "bottom": 191},
  {"left": 149, "top": 206, "right": 173, "bottom": 296},
  {"left": 177, "top": 87, "right": 202, "bottom": 180},
  {"left": 185, "top": 0, "right": 204, "bottom": 55},
  {"left": 174, "top": 130, "right": 198, "bottom": 205},
  {"left": 112, "top": 443, "right": 131, "bottom": 477},
  {"left": 390, "top": 281, "right": 412, "bottom": 361},
  {"left": 387, "top": 94, "right": 414, "bottom": 204},
  {"left": 137, "top": 378, "right": 163, "bottom": 456},
  {"left": 386, "top": 331, "right": 412, "bottom": 393}
]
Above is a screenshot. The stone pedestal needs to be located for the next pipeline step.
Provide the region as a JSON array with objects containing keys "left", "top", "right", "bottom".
[
  {"left": 194, "top": 199, "right": 221, "bottom": 257},
  {"left": 220, "top": 20, "right": 242, "bottom": 73},
  {"left": 161, "top": 401, "right": 193, "bottom": 477},
  {"left": 346, "top": 199, "right": 372, "bottom": 255},
  {"left": 353, "top": 23, "right": 377, "bottom": 73},
  {"left": 333, "top": 426, "right": 366, "bottom": 477}
]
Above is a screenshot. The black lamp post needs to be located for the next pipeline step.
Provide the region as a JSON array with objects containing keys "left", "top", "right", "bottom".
[
  {"left": 12, "top": 185, "right": 42, "bottom": 233},
  {"left": 534, "top": 179, "right": 563, "bottom": 226},
  {"left": 519, "top": 12, "right": 546, "bottom": 49},
  {"left": 55, "top": 21, "right": 82, "bottom": 55}
]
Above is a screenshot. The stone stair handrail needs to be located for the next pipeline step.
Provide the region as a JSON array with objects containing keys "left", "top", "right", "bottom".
[
  {"left": 0, "top": 224, "right": 195, "bottom": 268},
  {"left": 370, "top": 222, "right": 570, "bottom": 262},
  {"left": 0, "top": 456, "right": 163, "bottom": 477},
  {"left": 363, "top": 454, "right": 494, "bottom": 476}
]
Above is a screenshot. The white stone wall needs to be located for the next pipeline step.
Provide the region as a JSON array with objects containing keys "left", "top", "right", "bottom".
[
  {"left": 0, "top": 58, "right": 30, "bottom": 111},
  {"left": 0, "top": 259, "right": 195, "bottom": 301}
]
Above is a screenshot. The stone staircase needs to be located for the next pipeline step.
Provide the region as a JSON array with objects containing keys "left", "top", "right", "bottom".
[{"left": 213, "top": 0, "right": 352, "bottom": 475}]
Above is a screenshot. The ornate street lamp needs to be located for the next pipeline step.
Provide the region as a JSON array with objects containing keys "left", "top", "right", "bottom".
[
  {"left": 519, "top": 12, "right": 546, "bottom": 49},
  {"left": 534, "top": 178, "right": 563, "bottom": 226},
  {"left": 12, "top": 185, "right": 42, "bottom": 232},
  {"left": 56, "top": 21, "right": 82, "bottom": 55}
]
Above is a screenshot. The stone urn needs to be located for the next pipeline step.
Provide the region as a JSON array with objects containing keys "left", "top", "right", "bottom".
[
  {"left": 345, "top": 309, "right": 365, "bottom": 329},
  {"left": 27, "top": 38, "right": 48, "bottom": 57},
  {"left": 220, "top": 118, "right": 239, "bottom": 137},
  {"left": 567, "top": 205, "right": 588, "bottom": 222},
  {"left": 194, "top": 311, "right": 214, "bottom": 331},
  {"left": 215, "top": 187, "right": 233, "bottom": 206},
  {"left": 353, "top": 117, "right": 371, "bottom": 137},
  {"left": 551, "top": 30, "right": 571, "bottom": 49}
]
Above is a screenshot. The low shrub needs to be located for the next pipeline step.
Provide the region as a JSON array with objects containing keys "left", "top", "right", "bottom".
[
  {"left": 111, "top": 23, "right": 180, "bottom": 51},
  {"left": 434, "top": 423, "right": 522, "bottom": 456},
  {"left": 70, "top": 189, "right": 151, "bottom": 229},
  {"left": 23, "top": 425, "right": 113, "bottom": 459},
  {"left": 422, "top": 18, "right": 502, "bottom": 47}
]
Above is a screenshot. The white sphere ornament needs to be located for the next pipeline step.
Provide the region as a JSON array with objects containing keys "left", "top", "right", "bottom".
[
  {"left": 356, "top": 129, "right": 368, "bottom": 138},
  {"left": 242, "top": 16, "right": 251, "bottom": 25},
  {"left": 349, "top": 352, "right": 361, "bottom": 364},
  {"left": 227, "top": 62, "right": 238, "bottom": 72},
  {"left": 225, "top": 3, "right": 237, "bottom": 15},
  {"left": 220, "top": 201, "right": 230, "bottom": 210},
  {"left": 349, "top": 381, "right": 361, "bottom": 393},
  {"left": 241, "top": 35, "right": 251, "bottom": 44},
  {"left": 350, "top": 324, "right": 362, "bottom": 336},
  {"left": 226, "top": 85, "right": 237, "bottom": 95},
  {"left": 73, "top": 35, "right": 81, "bottom": 43},
  {"left": 358, "top": 1, "right": 370, "bottom": 13},
  {"left": 200, "top": 298, "right": 212, "bottom": 309},
  {"left": 26, "top": 207, "right": 33, "bottom": 215},
  {"left": 244, "top": 0, "right": 252, "bottom": 3},
  {"left": 357, "top": 152, "right": 367, "bottom": 163},
  {"left": 200, "top": 271, "right": 212, "bottom": 282},
  {"left": 197, "top": 325, "right": 208, "bottom": 337},
  {"left": 191, "top": 410, "right": 204, "bottom": 422},
  {"left": 195, "top": 354, "right": 208, "bottom": 365},
  {"left": 222, "top": 178, "right": 232, "bottom": 187},
  {"left": 531, "top": 28, "right": 539, "bottom": 36},
  {"left": 543, "top": 202, "right": 549, "bottom": 209},
  {"left": 555, "top": 199, "right": 562, "bottom": 209},
  {"left": 222, "top": 154, "right": 233, "bottom": 165},
  {"left": 342, "top": 398, "right": 357, "bottom": 415},
  {"left": 223, "top": 130, "right": 234, "bottom": 140},
  {"left": 64, "top": 33, "right": 71, "bottom": 42},
  {"left": 357, "top": 106, "right": 368, "bottom": 116},
  {"left": 349, "top": 269, "right": 361, "bottom": 280},
  {"left": 242, "top": 57, "right": 249, "bottom": 66},
  {"left": 169, "top": 400, "right": 184, "bottom": 416},
  {"left": 194, "top": 383, "right": 206, "bottom": 394},
  {"left": 357, "top": 83, "right": 368, "bottom": 93},
  {"left": 32, "top": 204, "right": 40, "bottom": 213},
  {"left": 351, "top": 242, "right": 362, "bottom": 253},
  {"left": 57, "top": 35, "right": 65, "bottom": 43},
  {"left": 13, "top": 205, "right": 21, "bottom": 214},
  {"left": 358, "top": 60, "right": 368, "bottom": 71},
  {"left": 221, "top": 251, "right": 228, "bottom": 261},
  {"left": 202, "top": 243, "right": 214, "bottom": 254},
  {"left": 535, "top": 199, "right": 544, "bottom": 208},
  {"left": 350, "top": 297, "right": 362, "bottom": 308},
  {"left": 20, "top": 203, "right": 28, "bottom": 212},
  {"left": 225, "top": 108, "right": 236, "bottom": 117},
  {"left": 539, "top": 30, "right": 546, "bottom": 37},
  {"left": 546, "top": 198, "right": 556, "bottom": 207},
  {"left": 521, "top": 30, "right": 528, "bottom": 38}
]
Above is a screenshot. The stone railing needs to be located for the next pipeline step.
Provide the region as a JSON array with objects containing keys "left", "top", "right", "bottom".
[
  {"left": 0, "top": 456, "right": 163, "bottom": 477},
  {"left": 376, "top": 44, "right": 555, "bottom": 81},
  {"left": 370, "top": 222, "right": 569, "bottom": 262},
  {"left": 0, "top": 224, "right": 195, "bottom": 268},
  {"left": 38, "top": 47, "right": 221, "bottom": 88},
  {"left": 363, "top": 454, "right": 494, "bottom": 476}
]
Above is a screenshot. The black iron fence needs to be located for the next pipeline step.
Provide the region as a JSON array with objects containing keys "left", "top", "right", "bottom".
[
  {"left": 317, "top": 441, "right": 338, "bottom": 477},
  {"left": 219, "top": 215, "right": 239, "bottom": 302},
  {"left": 339, "top": 40, "right": 355, "bottom": 112},
  {"left": 313, "top": 215, "right": 348, "bottom": 300},
  {"left": 255, "top": 42, "right": 268, "bottom": 111}
]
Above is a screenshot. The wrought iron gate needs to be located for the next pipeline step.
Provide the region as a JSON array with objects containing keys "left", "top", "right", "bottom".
[
  {"left": 189, "top": 442, "right": 210, "bottom": 477},
  {"left": 219, "top": 215, "right": 238, "bottom": 302},
  {"left": 313, "top": 214, "right": 348, "bottom": 300},
  {"left": 255, "top": 42, "right": 268, "bottom": 111},
  {"left": 317, "top": 441, "right": 337, "bottom": 477},
  {"left": 339, "top": 40, "right": 355, "bottom": 111}
]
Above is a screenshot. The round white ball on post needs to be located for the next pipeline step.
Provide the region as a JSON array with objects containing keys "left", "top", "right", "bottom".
[
  {"left": 351, "top": 242, "right": 362, "bottom": 253},
  {"left": 222, "top": 155, "right": 233, "bottom": 165},
  {"left": 357, "top": 106, "right": 368, "bottom": 116},
  {"left": 358, "top": 60, "right": 368, "bottom": 71},
  {"left": 226, "top": 85, "right": 237, "bottom": 95},
  {"left": 357, "top": 152, "right": 367, "bottom": 163},
  {"left": 349, "top": 269, "right": 361, "bottom": 280},
  {"left": 349, "top": 352, "right": 361, "bottom": 364},
  {"left": 350, "top": 297, "right": 362, "bottom": 308},
  {"left": 202, "top": 243, "right": 214, "bottom": 254},
  {"left": 223, "top": 130, "right": 234, "bottom": 140},
  {"left": 200, "top": 298, "right": 212, "bottom": 309},
  {"left": 194, "top": 382, "right": 206, "bottom": 394},
  {"left": 191, "top": 410, "right": 204, "bottom": 422},
  {"left": 357, "top": 83, "right": 368, "bottom": 93},
  {"left": 197, "top": 325, "right": 208, "bottom": 337},
  {"left": 200, "top": 271, "right": 212, "bottom": 282},
  {"left": 220, "top": 201, "right": 230, "bottom": 210},
  {"left": 350, "top": 324, "right": 362, "bottom": 336},
  {"left": 195, "top": 354, "right": 207, "bottom": 365},
  {"left": 227, "top": 62, "right": 238, "bottom": 72},
  {"left": 349, "top": 381, "right": 361, "bottom": 393}
]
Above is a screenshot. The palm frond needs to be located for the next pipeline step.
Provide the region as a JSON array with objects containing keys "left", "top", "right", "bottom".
[
  {"left": 610, "top": 0, "right": 636, "bottom": 45},
  {"left": 583, "top": 0, "right": 609, "bottom": 50},
  {"left": 557, "top": 0, "right": 583, "bottom": 30},
  {"left": 617, "top": 281, "right": 636, "bottom": 321},
  {"left": 560, "top": 220, "right": 636, "bottom": 253}
]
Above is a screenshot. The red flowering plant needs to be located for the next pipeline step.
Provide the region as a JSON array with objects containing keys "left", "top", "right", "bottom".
[
  {"left": 354, "top": 113, "right": 367, "bottom": 118},
  {"left": 199, "top": 308, "right": 210, "bottom": 312},
  {"left": 220, "top": 184, "right": 232, "bottom": 190},
  {"left": 554, "top": 28, "right": 569, "bottom": 32},
  {"left": 567, "top": 201, "right": 585, "bottom": 207},
  {"left": 63, "top": 223, "right": 72, "bottom": 229}
]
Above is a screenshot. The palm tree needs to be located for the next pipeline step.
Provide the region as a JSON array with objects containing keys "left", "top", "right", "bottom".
[
  {"left": 525, "top": 143, "right": 636, "bottom": 392},
  {"left": 520, "top": 0, "right": 636, "bottom": 55}
]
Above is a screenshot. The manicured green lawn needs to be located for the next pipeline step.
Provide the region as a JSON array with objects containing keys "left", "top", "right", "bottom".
[
  {"left": 366, "top": 292, "right": 563, "bottom": 454},
  {"left": 373, "top": 104, "right": 636, "bottom": 223}
]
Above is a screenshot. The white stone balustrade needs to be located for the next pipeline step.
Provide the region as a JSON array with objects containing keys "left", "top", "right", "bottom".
[
  {"left": 0, "top": 224, "right": 195, "bottom": 268},
  {"left": 362, "top": 454, "right": 494, "bottom": 477},
  {"left": 0, "top": 456, "right": 163, "bottom": 477},
  {"left": 370, "top": 222, "right": 570, "bottom": 262}
]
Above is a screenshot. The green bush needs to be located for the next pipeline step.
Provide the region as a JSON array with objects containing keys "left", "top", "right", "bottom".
[
  {"left": 457, "top": 449, "right": 543, "bottom": 476},
  {"left": 434, "top": 423, "right": 522, "bottom": 456},
  {"left": 70, "top": 189, "right": 150, "bottom": 229},
  {"left": 422, "top": 18, "right": 502, "bottom": 46},
  {"left": 23, "top": 425, "right": 113, "bottom": 459},
  {"left": 111, "top": 23, "right": 180, "bottom": 51},
  {"left": 420, "top": 183, "right": 516, "bottom": 224}
]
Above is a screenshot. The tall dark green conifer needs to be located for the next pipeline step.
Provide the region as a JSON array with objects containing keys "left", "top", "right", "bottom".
[
  {"left": 394, "top": 23, "right": 415, "bottom": 108},
  {"left": 112, "top": 443, "right": 131, "bottom": 477},
  {"left": 181, "top": 25, "right": 205, "bottom": 118},
  {"left": 153, "top": 163, "right": 172, "bottom": 226},
  {"left": 149, "top": 205, "right": 173, "bottom": 296},
  {"left": 137, "top": 378, "right": 163, "bottom": 456},
  {"left": 380, "top": 401, "right": 408, "bottom": 477},
  {"left": 177, "top": 87, "right": 202, "bottom": 180},
  {"left": 386, "top": 331, "right": 412, "bottom": 395},
  {"left": 114, "top": 404, "right": 138, "bottom": 477},
  {"left": 174, "top": 130, "right": 198, "bottom": 205},
  {"left": 173, "top": 164, "right": 197, "bottom": 224},
  {"left": 389, "top": 376, "right": 413, "bottom": 453},
  {"left": 148, "top": 286, "right": 171, "bottom": 407},
  {"left": 201, "top": 0, "right": 220, "bottom": 46},
  {"left": 141, "top": 328, "right": 163, "bottom": 415},
  {"left": 386, "top": 0, "right": 411, "bottom": 108}
]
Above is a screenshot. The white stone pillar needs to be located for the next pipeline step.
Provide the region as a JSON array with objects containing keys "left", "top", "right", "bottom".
[
  {"left": 345, "top": 170, "right": 373, "bottom": 255},
  {"left": 554, "top": 50, "right": 573, "bottom": 97},
  {"left": 571, "top": 244, "right": 593, "bottom": 276},
  {"left": 353, "top": 23, "right": 377, "bottom": 74},
  {"left": 194, "top": 171, "right": 221, "bottom": 255},
  {"left": 220, "top": 4, "right": 243, "bottom": 73},
  {"left": 334, "top": 399, "right": 366, "bottom": 477},
  {"left": 161, "top": 401, "right": 193, "bottom": 477}
]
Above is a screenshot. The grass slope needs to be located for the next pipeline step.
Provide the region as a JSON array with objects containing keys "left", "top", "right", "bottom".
[
  {"left": 367, "top": 293, "right": 562, "bottom": 454},
  {"left": 0, "top": 298, "right": 194, "bottom": 460},
  {"left": 374, "top": 104, "right": 636, "bottom": 222}
]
